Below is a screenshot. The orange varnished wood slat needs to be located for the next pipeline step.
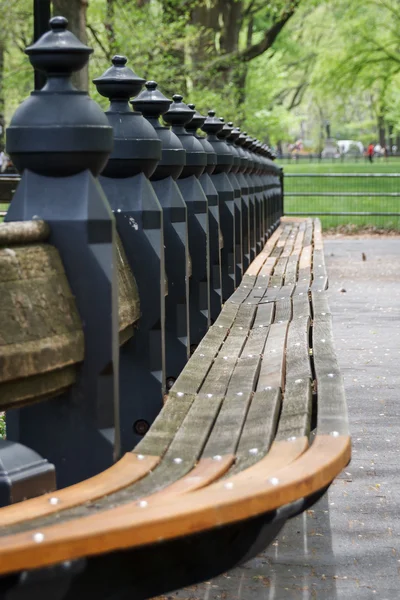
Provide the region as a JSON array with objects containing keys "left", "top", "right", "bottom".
[
  {"left": 0, "top": 453, "right": 160, "bottom": 528},
  {"left": 245, "top": 227, "right": 283, "bottom": 276},
  {"left": 151, "top": 456, "right": 234, "bottom": 498},
  {"left": 222, "top": 438, "right": 308, "bottom": 486},
  {"left": 0, "top": 435, "right": 350, "bottom": 575}
]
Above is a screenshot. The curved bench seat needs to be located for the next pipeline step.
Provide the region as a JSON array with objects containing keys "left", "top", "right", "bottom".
[{"left": 0, "top": 218, "right": 350, "bottom": 590}]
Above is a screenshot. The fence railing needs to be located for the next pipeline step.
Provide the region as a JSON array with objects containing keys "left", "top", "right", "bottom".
[
  {"left": 278, "top": 153, "right": 400, "bottom": 164},
  {"left": 284, "top": 173, "right": 400, "bottom": 229}
]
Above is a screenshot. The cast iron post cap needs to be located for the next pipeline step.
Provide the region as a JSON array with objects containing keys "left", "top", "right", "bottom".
[
  {"left": 131, "top": 80, "right": 172, "bottom": 117},
  {"left": 93, "top": 55, "right": 145, "bottom": 100},
  {"left": 186, "top": 103, "right": 207, "bottom": 131},
  {"left": 163, "top": 94, "right": 195, "bottom": 126},
  {"left": 201, "top": 110, "right": 224, "bottom": 135},
  {"left": 25, "top": 16, "right": 92, "bottom": 75}
]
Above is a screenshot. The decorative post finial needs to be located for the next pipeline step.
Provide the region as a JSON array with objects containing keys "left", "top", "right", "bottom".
[
  {"left": 131, "top": 80, "right": 185, "bottom": 181},
  {"left": 93, "top": 55, "right": 161, "bottom": 178},
  {"left": 7, "top": 16, "right": 112, "bottom": 177}
]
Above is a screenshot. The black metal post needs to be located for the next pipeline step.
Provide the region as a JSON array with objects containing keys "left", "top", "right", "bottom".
[
  {"left": 164, "top": 95, "right": 211, "bottom": 350},
  {"left": 185, "top": 105, "right": 222, "bottom": 323},
  {"left": 94, "top": 57, "right": 165, "bottom": 453},
  {"left": 218, "top": 119, "right": 243, "bottom": 286},
  {"left": 6, "top": 17, "right": 118, "bottom": 488},
  {"left": 33, "top": 0, "right": 51, "bottom": 90},
  {"left": 202, "top": 112, "right": 235, "bottom": 302},
  {"left": 132, "top": 81, "right": 190, "bottom": 390}
]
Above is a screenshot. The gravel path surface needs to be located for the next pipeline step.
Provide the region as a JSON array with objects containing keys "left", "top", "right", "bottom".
[{"left": 172, "top": 238, "right": 400, "bottom": 600}]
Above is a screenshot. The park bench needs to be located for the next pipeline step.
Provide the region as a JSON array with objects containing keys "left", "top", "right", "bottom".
[{"left": 0, "top": 17, "right": 350, "bottom": 600}]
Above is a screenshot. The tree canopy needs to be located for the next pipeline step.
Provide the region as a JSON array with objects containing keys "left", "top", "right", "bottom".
[{"left": 1, "top": 0, "right": 399, "bottom": 150}]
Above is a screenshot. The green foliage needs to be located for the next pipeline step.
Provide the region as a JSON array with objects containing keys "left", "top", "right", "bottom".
[{"left": 0, "top": 0, "right": 399, "bottom": 148}]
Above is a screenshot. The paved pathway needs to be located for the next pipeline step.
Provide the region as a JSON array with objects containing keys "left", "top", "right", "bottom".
[{"left": 173, "top": 238, "right": 400, "bottom": 600}]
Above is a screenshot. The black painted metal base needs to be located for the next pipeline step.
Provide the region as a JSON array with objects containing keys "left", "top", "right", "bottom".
[
  {"left": 0, "top": 440, "right": 55, "bottom": 507},
  {"left": 177, "top": 176, "right": 210, "bottom": 348},
  {"left": 152, "top": 177, "right": 190, "bottom": 385},
  {"left": 5, "top": 170, "right": 119, "bottom": 488},
  {"left": 99, "top": 173, "right": 165, "bottom": 452}
]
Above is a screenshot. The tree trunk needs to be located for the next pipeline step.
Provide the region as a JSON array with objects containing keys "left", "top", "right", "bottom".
[
  {"left": 188, "top": 0, "right": 242, "bottom": 90},
  {"left": 105, "top": 0, "right": 117, "bottom": 58},
  {"left": 52, "top": 0, "right": 89, "bottom": 90},
  {"left": 0, "top": 41, "right": 4, "bottom": 150},
  {"left": 378, "top": 115, "right": 385, "bottom": 148},
  {"left": 161, "top": 0, "right": 188, "bottom": 96}
]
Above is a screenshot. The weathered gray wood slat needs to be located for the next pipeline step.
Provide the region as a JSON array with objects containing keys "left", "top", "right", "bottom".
[
  {"left": 285, "top": 316, "right": 311, "bottom": 380},
  {"left": 313, "top": 316, "right": 349, "bottom": 436},
  {"left": 200, "top": 328, "right": 248, "bottom": 394},
  {"left": 230, "top": 388, "right": 282, "bottom": 474},
  {"left": 264, "top": 274, "right": 284, "bottom": 294},
  {"left": 274, "top": 298, "right": 292, "bottom": 323},
  {"left": 173, "top": 325, "right": 229, "bottom": 394},
  {"left": 284, "top": 254, "right": 299, "bottom": 285},
  {"left": 292, "top": 293, "right": 311, "bottom": 319},
  {"left": 275, "top": 377, "right": 312, "bottom": 441},
  {"left": 202, "top": 390, "right": 253, "bottom": 458},
  {"left": 243, "top": 327, "right": 271, "bottom": 356},
  {"left": 200, "top": 356, "right": 242, "bottom": 395},
  {"left": 254, "top": 274, "right": 270, "bottom": 291},
  {"left": 273, "top": 256, "right": 289, "bottom": 278},
  {"left": 295, "top": 267, "right": 312, "bottom": 292},
  {"left": 311, "top": 249, "right": 328, "bottom": 291},
  {"left": 257, "top": 257, "right": 278, "bottom": 281},
  {"left": 227, "top": 285, "right": 252, "bottom": 305},
  {"left": 302, "top": 221, "right": 314, "bottom": 247},
  {"left": 241, "top": 274, "right": 258, "bottom": 287},
  {"left": 201, "top": 312, "right": 268, "bottom": 457},
  {"left": 253, "top": 302, "right": 274, "bottom": 328},
  {"left": 135, "top": 391, "right": 196, "bottom": 457},
  {"left": 257, "top": 322, "right": 288, "bottom": 390},
  {"left": 128, "top": 394, "right": 225, "bottom": 498},
  {"left": 311, "top": 290, "right": 332, "bottom": 318},
  {"left": 233, "top": 304, "right": 257, "bottom": 328},
  {"left": 213, "top": 302, "right": 240, "bottom": 327}
]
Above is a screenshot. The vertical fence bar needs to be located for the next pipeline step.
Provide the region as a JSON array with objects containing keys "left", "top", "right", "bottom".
[
  {"left": 132, "top": 82, "right": 190, "bottom": 392},
  {"left": 202, "top": 112, "right": 235, "bottom": 302},
  {"left": 164, "top": 96, "right": 210, "bottom": 350},
  {"left": 95, "top": 57, "right": 166, "bottom": 453},
  {"left": 186, "top": 105, "right": 222, "bottom": 323}
]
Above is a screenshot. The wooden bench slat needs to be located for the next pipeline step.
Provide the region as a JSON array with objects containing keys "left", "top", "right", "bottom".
[
  {"left": 257, "top": 322, "right": 288, "bottom": 390},
  {"left": 0, "top": 452, "right": 159, "bottom": 529},
  {"left": 172, "top": 325, "right": 229, "bottom": 394},
  {"left": 313, "top": 313, "right": 349, "bottom": 436},
  {"left": 135, "top": 391, "right": 196, "bottom": 457},
  {"left": 275, "top": 378, "right": 312, "bottom": 441},
  {"left": 253, "top": 302, "right": 274, "bottom": 328},
  {"left": 230, "top": 388, "right": 281, "bottom": 474},
  {"left": 0, "top": 436, "right": 350, "bottom": 576},
  {"left": 273, "top": 298, "right": 292, "bottom": 323},
  {"left": 285, "top": 316, "right": 311, "bottom": 380}
]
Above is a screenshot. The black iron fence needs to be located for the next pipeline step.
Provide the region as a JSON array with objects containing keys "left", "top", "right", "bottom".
[
  {"left": 278, "top": 153, "right": 400, "bottom": 164},
  {"left": 284, "top": 173, "right": 400, "bottom": 229}
]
